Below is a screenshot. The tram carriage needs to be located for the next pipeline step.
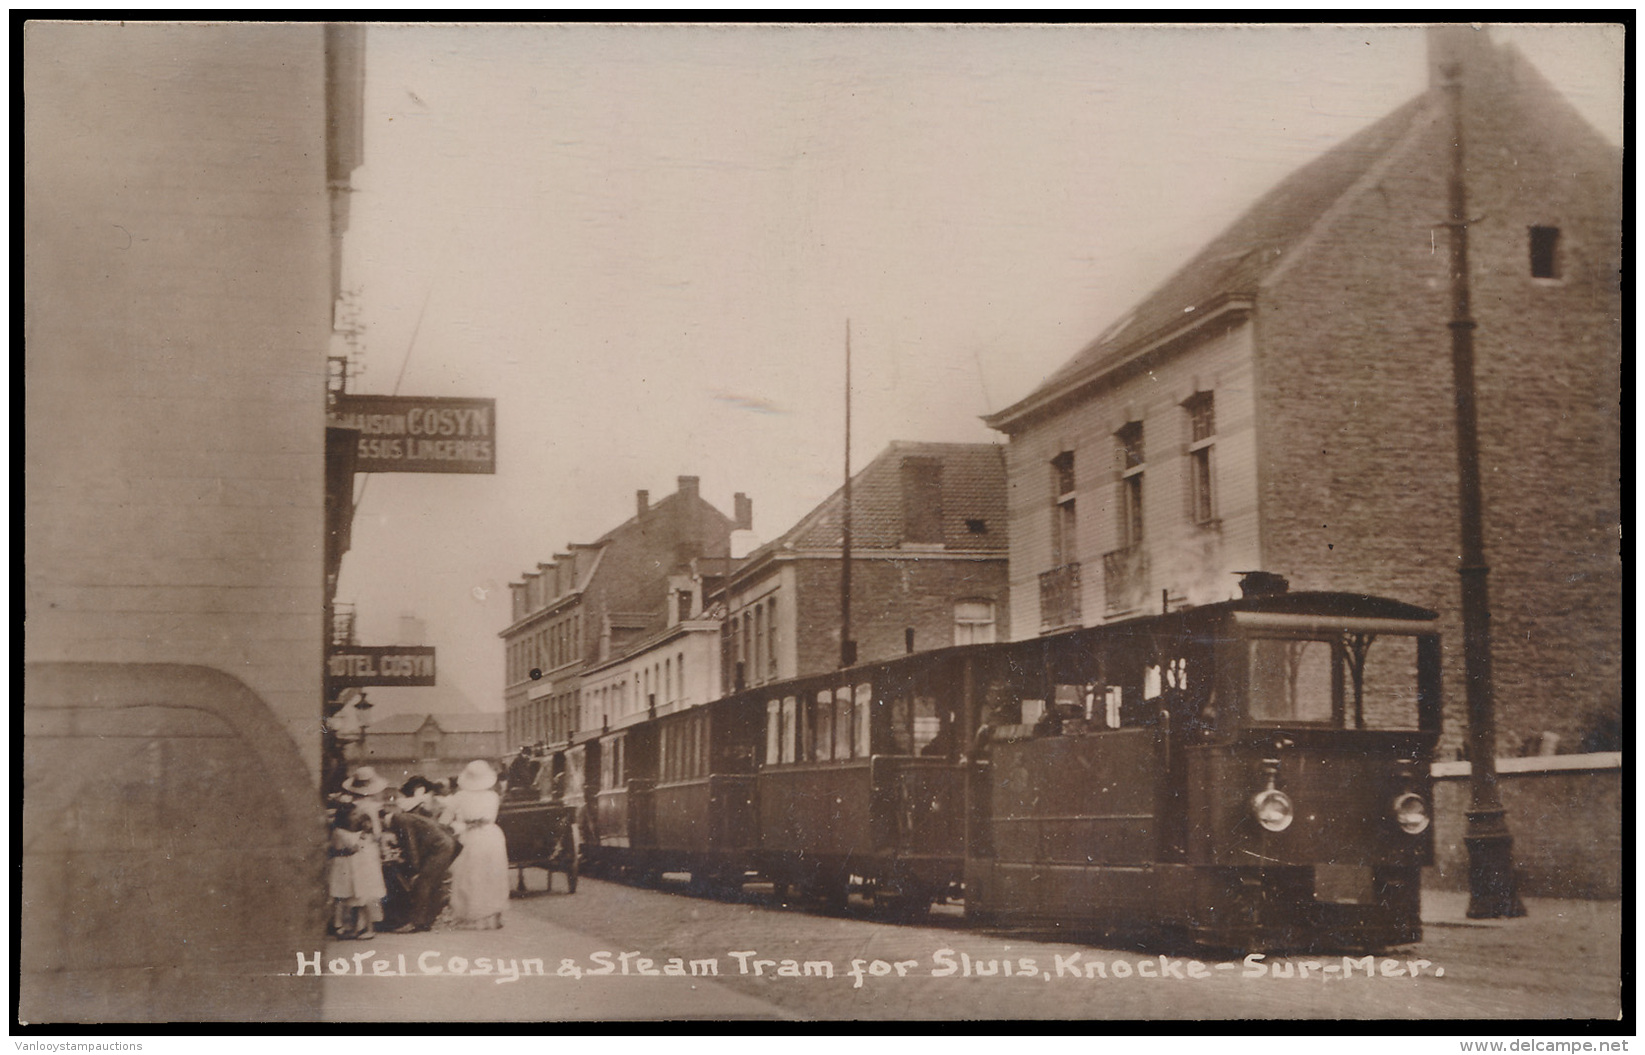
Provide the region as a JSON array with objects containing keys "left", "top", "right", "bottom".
[
  {"left": 746, "top": 645, "right": 994, "bottom": 912},
  {"left": 560, "top": 583, "right": 1441, "bottom": 951},
  {"left": 964, "top": 589, "right": 1441, "bottom": 950}
]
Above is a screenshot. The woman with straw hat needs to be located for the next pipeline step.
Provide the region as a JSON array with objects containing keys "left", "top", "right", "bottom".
[{"left": 447, "top": 759, "right": 510, "bottom": 929}]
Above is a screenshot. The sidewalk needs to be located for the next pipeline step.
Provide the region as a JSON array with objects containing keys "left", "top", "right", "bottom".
[
  {"left": 1421, "top": 889, "right": 1622, "bottom": 930},
  {"left": 318, "top": 904, "right": 794, "bottom": 1023},
  {"left": 1420, "top": 888, "right": 1623, "bottom": 961}
]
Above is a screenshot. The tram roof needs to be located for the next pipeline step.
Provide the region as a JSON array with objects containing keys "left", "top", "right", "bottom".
[{"left": 1094, "top": 591, "right": 1439, "bottom": 631}]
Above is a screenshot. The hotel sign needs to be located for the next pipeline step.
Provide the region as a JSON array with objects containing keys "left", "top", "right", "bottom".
[
  {"left": 326, "top": 646, "right": 437, "bottom": 687},
  {"left": 328, "top": 395, "right": 495, "bottom": 474}
]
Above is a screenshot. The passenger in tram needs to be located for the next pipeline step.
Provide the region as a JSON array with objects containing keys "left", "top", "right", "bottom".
[{"left": 919, "top": 720, "right": 956, "bottom": 758}]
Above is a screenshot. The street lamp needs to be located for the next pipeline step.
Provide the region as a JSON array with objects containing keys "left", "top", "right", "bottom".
[
  {"left": 1439, "top": 44, "right": 1523, "bottom": 918},
  {"left": 354, "top": 693, "right": 374, "bottom": 763}
]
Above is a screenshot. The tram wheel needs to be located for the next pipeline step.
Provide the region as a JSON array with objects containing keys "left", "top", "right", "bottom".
[
  {"left": 814, "top": 878, "right": 849, "bottom": 915},
  {"left": 877, "top": 889, "right": 932, "bottom": 920},
  {"left": 709, "top": 871, "right": 744, "bottom": 900}
]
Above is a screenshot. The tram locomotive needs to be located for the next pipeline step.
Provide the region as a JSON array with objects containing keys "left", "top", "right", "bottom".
[{"left": 557, "top": 586, "right": 1442, "bottom": 951}]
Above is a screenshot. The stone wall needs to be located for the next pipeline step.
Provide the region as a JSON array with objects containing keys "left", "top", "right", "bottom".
[{"left": 1426, "top": 753, "right": 1622, "bottom": 899}]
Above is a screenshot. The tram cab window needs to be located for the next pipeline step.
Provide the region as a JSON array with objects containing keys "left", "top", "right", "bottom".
[
  {"left": 1248, "top": 634, "right": 1423, "bottom": 729},
  {"left": 1249, "top": 638, "right": 1333, "bottom": 723},
  {"left": 1355, "top": 635, "right": 1421, "bottom": 730}
]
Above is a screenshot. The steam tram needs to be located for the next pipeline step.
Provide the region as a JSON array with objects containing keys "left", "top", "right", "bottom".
[{"left": 557, "top": 586, "right": 1442, "bottom": 951}]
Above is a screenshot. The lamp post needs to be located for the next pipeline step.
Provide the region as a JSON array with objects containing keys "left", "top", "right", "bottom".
[
  {"left": 1440, "top": 54, "right": 1524, "bottom": 919},
  {"left": 354, "top": 693, "right": 374, "bottom": 764}
]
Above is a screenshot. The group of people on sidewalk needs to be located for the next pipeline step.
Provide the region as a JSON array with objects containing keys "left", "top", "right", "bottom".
[{"left": 328, "top": 758, "right": 511, "bottom": 939}]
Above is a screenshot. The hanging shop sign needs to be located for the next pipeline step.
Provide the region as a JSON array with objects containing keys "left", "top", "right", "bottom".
[
  {"left": 326, "top": 646, "right": 437, "bottom": 687},
  {"left": 328, "top": 395, "right": 496, "bottom": 474}
]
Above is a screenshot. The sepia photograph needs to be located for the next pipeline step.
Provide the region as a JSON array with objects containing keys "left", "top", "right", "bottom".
[{"left": 20, "top": 19, "right": 1625, "bottom": 1032}]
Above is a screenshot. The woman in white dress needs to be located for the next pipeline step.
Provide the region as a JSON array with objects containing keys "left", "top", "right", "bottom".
[{"left": 447, "top": 759, "right": 510, "bottom": 929}]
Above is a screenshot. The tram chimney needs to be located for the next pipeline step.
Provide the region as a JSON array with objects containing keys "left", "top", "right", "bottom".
[{"left": 1236, "top": 570, "right": 1290, "bottom": 597}]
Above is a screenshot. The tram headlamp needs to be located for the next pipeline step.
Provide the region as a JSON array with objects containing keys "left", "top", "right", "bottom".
[
  {"left": 1393, "top": 792, "right": 1431, "bottom": 835},
  {"left": 1251, "top": 789, "right": 1294, "bottom": 832}
]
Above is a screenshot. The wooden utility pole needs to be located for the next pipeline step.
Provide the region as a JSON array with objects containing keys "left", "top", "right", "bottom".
[{"left": 840, "top": 320, "right": 855, "bottom": 669}]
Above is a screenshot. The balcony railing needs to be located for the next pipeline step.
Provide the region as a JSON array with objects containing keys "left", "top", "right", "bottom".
[
  {"left": 1102, "top": 546, "right": 1150, "bottom": 614},
  {"left": 329, "top": 603, "right": 357, "bottom": 647},
  {"left": 1039, "top": 562, "right": 1082, "bottom": 631}
]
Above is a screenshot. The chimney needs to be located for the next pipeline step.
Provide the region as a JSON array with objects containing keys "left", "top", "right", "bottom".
[
  {"left": 677, "top": 475, "right": 699, "bottom": 502},
  {"left": 398, "top": 614, "right": 426, "bottom": 647},
  {"left": 1427, "top": 23, "right": 1494, "bottom": 89},
  {"left": 636, "top": 490, "right": 649, "bottom": 517},
  {"left": 734, "top": 492, "right": 753, "bottom": 531}
]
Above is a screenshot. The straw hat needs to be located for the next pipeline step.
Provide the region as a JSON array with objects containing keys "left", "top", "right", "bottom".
[
  {"left": 456, "top": 759, "right": 498, "bottom": 791},
  {"left": 342, "top": 766, "right": 389, "bottom": 796}
]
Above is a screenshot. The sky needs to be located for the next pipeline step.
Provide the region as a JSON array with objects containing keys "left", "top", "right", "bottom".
[{"left": 330, "top": 22, "right": 1625, "bottom": 719}]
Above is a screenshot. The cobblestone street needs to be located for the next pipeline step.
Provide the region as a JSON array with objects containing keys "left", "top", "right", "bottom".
[{"left": 318, "top": 873, "right": 1623, "bottom": 1022}]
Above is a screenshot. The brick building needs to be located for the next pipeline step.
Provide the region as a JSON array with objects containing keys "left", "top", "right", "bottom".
[
  {"left": 983, "top": 26, "right": 1621, "bottom": 763},
  {"left": 23, "top": 23, "right": 364, "bottom": 1021},
  {"left": 501, "top": 476, "right": 749, "bottom": 746},
  {"left": 580, "top": 593, "right": 727, "bottom": 734},
  {"left": 357, "top": 711, "right": 507, "bottom": 788},
  {"left": 723, "top": 441, "right": 1009, "bottom": 686}
]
